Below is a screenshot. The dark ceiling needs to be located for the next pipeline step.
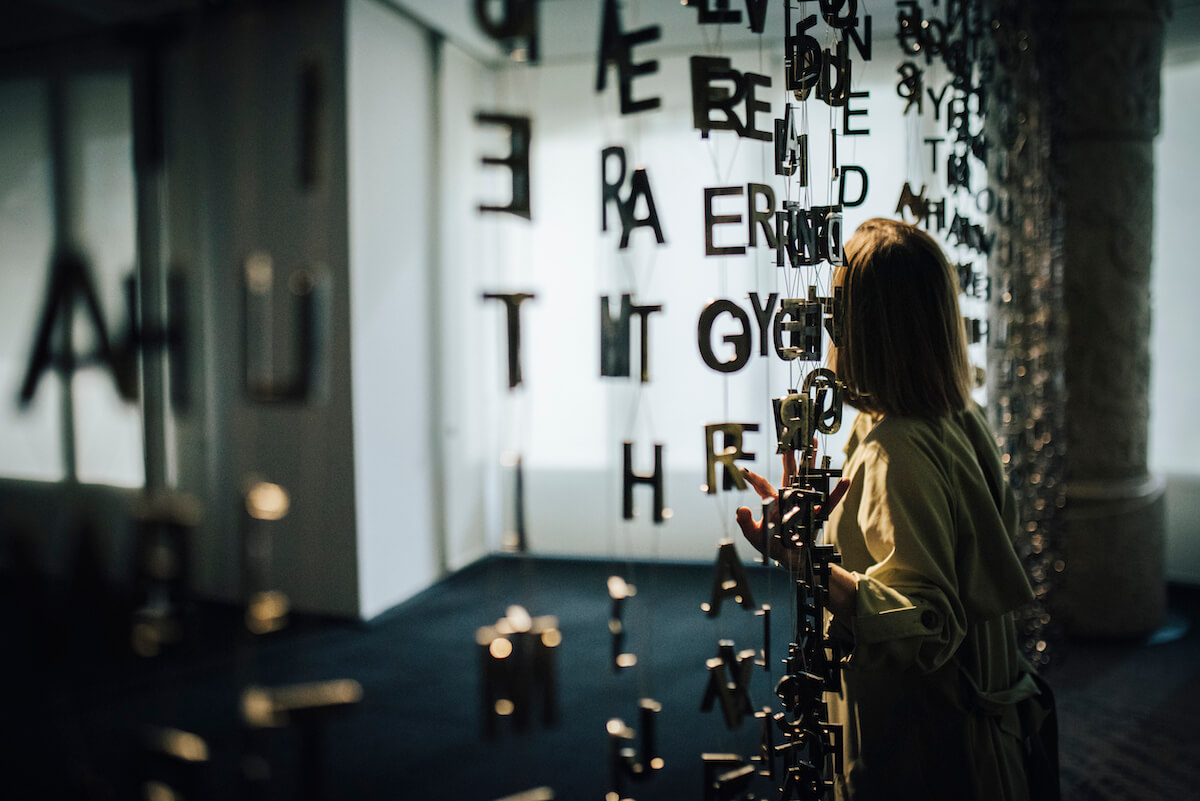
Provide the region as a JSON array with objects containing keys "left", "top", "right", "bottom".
[
  {"left": 0, "top": 1, "right": 1197, "bottom": 64},
  {"left": 0, "top": 0, "right": 202, "bottom": 52}
]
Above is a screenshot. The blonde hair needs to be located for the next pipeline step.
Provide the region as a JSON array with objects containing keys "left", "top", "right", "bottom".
[{"left": 830, "top": 218, "right": 972, "bottom": 418}]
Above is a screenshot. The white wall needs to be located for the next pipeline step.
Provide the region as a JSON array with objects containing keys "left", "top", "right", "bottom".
[
  {"left": 470, "top": 6, "right": 988, "bottom": 564},
  {"left": 1151, "top": 56, "right": 1200, "bottom": 584},
  {"left": 437, "top": 39, "right": 501, "bottom": 571},
  {"left": 347, "top": 0, "right": 439, "bottom": 618},
  {"left": 0, "top": 73, "right": 143, "bottom": 489}
]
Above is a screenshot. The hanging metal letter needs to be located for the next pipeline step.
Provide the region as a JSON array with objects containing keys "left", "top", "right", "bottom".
[
  {"left": 698, "top": 299, "right": 752, "bottom": 373},
  {"left": 243, "top": 254, "right": 324, "bottom": 403},
  {"left": 701, "top": 640, "right": 756, "bottom": 730},
  {"left": 775, "top": 104, "right": 807, "bottom": 181},
  {"left": 623, "top": 441, "right": 666, "bottom": 523},
  {"left": 704, "top": 423, "right": 758, "bottom": 494},
  {"left": 241, "top": 478, "right": 292, "bottom": 636},
  {"left": 756, "top": 605, "right": 771, "bottom": 671},
  {"left": 895, "top": 181, "right": 930, "bottom": 224},
  {"left": 121, "top": 269, "right": 189, "bottom": 411},
  {"left": 748, "top": 292, "right": 779, "bottom": 357},
  {"left": 623, "top": 168, "right": 666, "bottom": 247},
  {"left": 482, "top": 292, "right": 536, "bottom": 389},
  {"left": 784, "top": 9, "right": 821, "bottom": 100},
  {"left": 701, "top": 539, "right": 757, "bottom": 618},
  {"left": 691, "top": 56, "right": 749, "bottom": 140},
  {"left": 596, "top": 0, "right": 661, "bottom": 114},
  {"left": 601, "top": 293, "right": 665, "bottom": 381},
  {"left": 704, "top": 186, "right": 746, "bottom": 256},
  {"left": 601, "top": 147, "right": 666, "bottom": 246},
  {"left": 601, "top": 145, "right": 628, "bottom": 233},
  {"left": 773, "top": 391, "right": 812, "bottom": 455},
  {"left": 747, "top": 184, "right": 777, "bottom": 250},
  {"left": 20, "top": 248, "right": 136, "bottom": 406},
  {"left": 608, "top": 575, "right": 637, "bottom": 670},
  {"left": 240, "top": 679, "right": 363, "bottom": 801},
  {"left": 474, "top": 0, "right": 539, "bottom": 63},
  {"left": 817, "top": 40, "right": 852, "bottom": 107},
  {"left": 774, "top": 298, "right": 823, "bottom": 362},
  {"left": 131, "top": 492, "right": 202, "bottom": 657},
  {"left": 600, "top": 294, "right": 633, "bottom": 378},
  {"left": 631, "top": 301, "right": 663, "bottom": 382},
  {"left": 839, "top": 165, "right": 869, "bottom": 208},
  {"left": 690, "top": 0, "right": 741, "bottom": 25},
  {"left": 477, "top": 606, "right": 562, "bottom": 738},
  {"left": 607, "top": 698, "right": 665, "bottom": 799},
  {"left": 141, "top": 726, "right": 210, "bottom": 801},
  {"left": 476, "top": 113, "right": 532, "bottom": 219},
  {"left": 801, "top": 368, "right": 844, "bottom": 435}
]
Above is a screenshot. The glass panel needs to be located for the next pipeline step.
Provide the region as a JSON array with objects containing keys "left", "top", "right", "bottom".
[
  {"left": 0, "top": 78, "right": 62, "bottom": 481},
  {"left": 68, "top": 72, "right": 144, "bottom": 488}
]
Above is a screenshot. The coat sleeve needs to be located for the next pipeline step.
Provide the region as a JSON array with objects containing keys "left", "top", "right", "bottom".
[{"left": 842, "top": 436, "right": 968, "bottom": 674}]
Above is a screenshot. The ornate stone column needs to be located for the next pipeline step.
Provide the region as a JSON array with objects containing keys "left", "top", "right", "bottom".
[{"left": 1060, "top": 0, "right": 1170, "bottom": 637}]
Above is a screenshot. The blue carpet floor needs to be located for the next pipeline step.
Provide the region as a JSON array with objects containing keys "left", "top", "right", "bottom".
[{"left": 4, "top": 555, "right": 1199, "bottom": 800}]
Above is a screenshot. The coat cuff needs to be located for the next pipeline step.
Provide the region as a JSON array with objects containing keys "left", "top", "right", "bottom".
[{"left": 851, "top": 574, "right": 943, "bottom": 645}]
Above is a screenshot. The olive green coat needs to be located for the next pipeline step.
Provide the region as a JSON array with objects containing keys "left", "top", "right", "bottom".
[{"left": 823, "top": 407, "right": 1037, "bottom": 801}]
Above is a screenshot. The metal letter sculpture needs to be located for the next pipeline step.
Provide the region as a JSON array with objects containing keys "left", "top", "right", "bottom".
[
  {"left": 596, "top": 0, "right": 661, "bottom": 115},
  {"left": 19, "top": 248, "right": 137, "bottom": 407},
  {"left": 773, "top": 391, "right": 813, "bottom": 457},
  {"left": 701, "top": 539, "right": 757, "bottom": 618},
  {"left": 700, "top": 640, "right": 757, "bottom": 730},
  {"left": 838, "top": 164, "right": 869, "bottom": 208},
  {"left": 775, "top": 105, "right": 808, "bottom": 181},
  {"left": 608, "top": 575, "right": 638, "bottom": 670},
  {"left": 242, "top": 253, "right": 323, "bottom": 403},
  {"left": 118, "top": 270, "right": 189, "bottom": 410},
  {"left": 802, "top": 368, "right": 845, "bottom": 436},
  {"left": 704, "top": 186, "right": 747, "bottom": 257},
  {"left": 749, "top": 292, "right": 779, "bottom": 356},
  {"left": 703, "top": 752, "right": 758, "bottom": 801},
  {"left": 241, "top": 478, "right": 292, "bottom": 636},
  {"left": 241, "top": 679, "right": 363, "bottom": 801},
  {"left": 474, "top": 0, "right": 540, "bottom": 63},
  {"left": 141, "top": 726, "right": 210, "bottom": 801},
  {"left": 690, "top": 56, "right": 773, "bottom": 141},
  {"left": 948, "top": 211, "right": 995, "bottom": 255},
  {"left": 607, "top": 698, "right": 665, "bottom": 798},
  {"left": 682, "top": 0, "right": 770, "bottom": 34},
  {"left": 600, "top": 294, "right": 663, "bottom": 381},
  {"left": 622, "top": 441, "right": 667, "bottom": 523},
  {"left": 476, "top": 113, "right": 533, "bottom": 219},
  {"left": 894, "top": 181, "right": 931, "bottom": 224},
  {"left": 601, "top": 146, "right": 666, "bottom": 248},
  {"left": 698, "top": 299, "right": 752, "bottom": 373},
  {"left": 131, "top": 492, "right": 202, "bottom": 657},
  {"left": 703, "top": 423, "right": 758, "bottom": 494},
  {"left": 477, "top": 606, "right": 561, "bottom": 738},
  {"left": 482, "top": 292, "right": 537, "bottom": 389},
  {"left": 774, "top": 296, "right": 825, "bottom": 362},
  {"left": 765, "top": 462, "right": 847, "bottom": 801}
]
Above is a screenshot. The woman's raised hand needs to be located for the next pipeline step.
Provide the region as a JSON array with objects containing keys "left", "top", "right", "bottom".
[
  {"left": 734, "top": 450, "right": 798, "bottom": 566},
  {"left": 734, "top": 449, "right": 849, "bottom": 571}
]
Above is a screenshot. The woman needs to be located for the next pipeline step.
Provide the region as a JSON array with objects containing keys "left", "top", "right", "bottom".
[{"left": 736, "top": 218, "right": 1050, "bottom": 801}]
